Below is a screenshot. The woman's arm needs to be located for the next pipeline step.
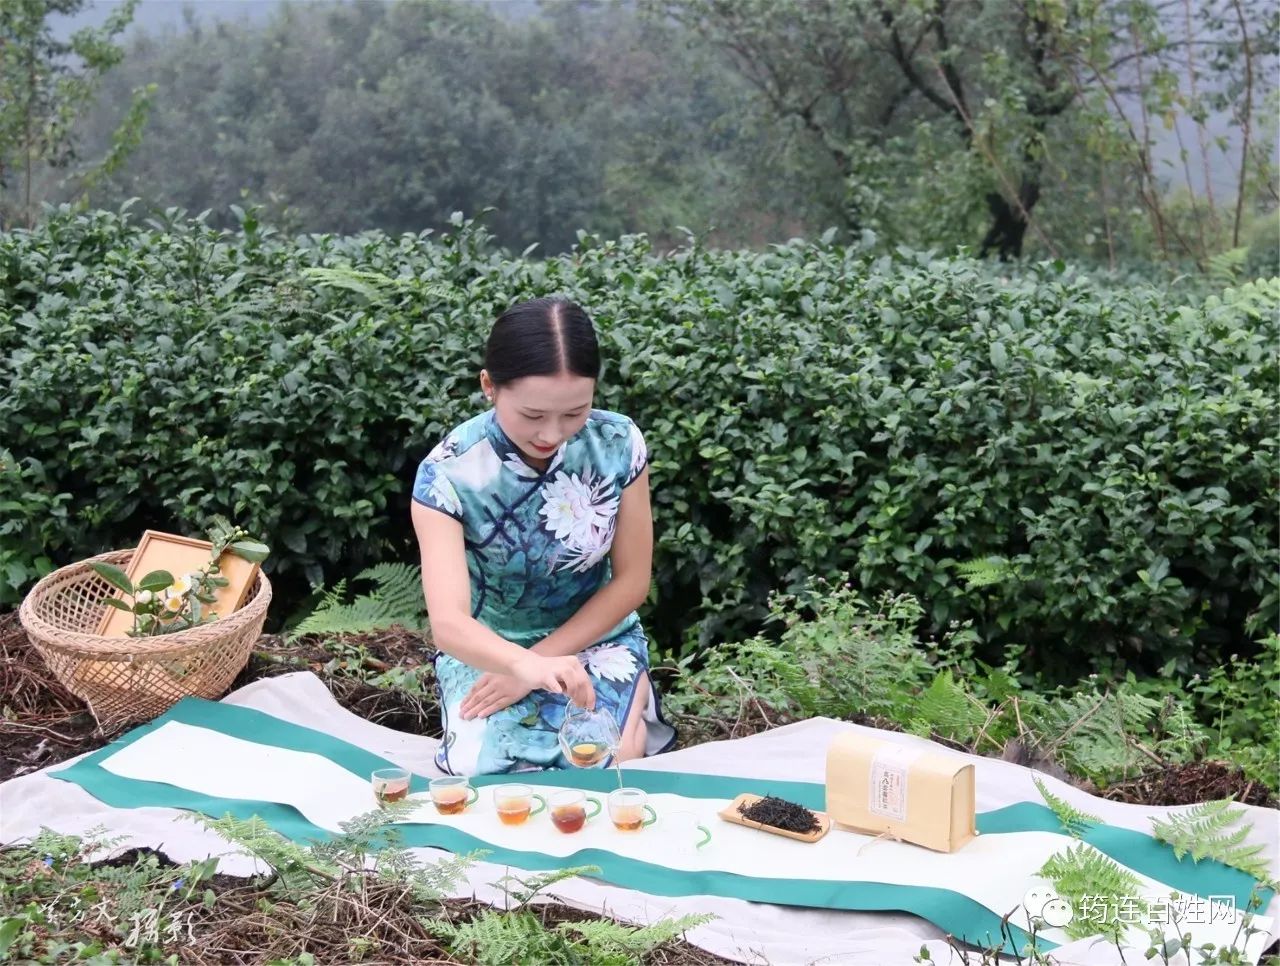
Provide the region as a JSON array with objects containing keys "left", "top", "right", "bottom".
[
  {"left": 531, "top": 466, "right": 654, "bottom": 658},
  {"left": 411, "top": 501, "right": 595, "bottom": 705}
]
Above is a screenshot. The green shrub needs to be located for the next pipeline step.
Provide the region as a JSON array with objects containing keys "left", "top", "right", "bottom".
[
  {"left": 2, "top": 205, "right": 1276, "bottom": 676},
  {"left": 663, "top": 581, "right": 1277, "bottom": 793}
]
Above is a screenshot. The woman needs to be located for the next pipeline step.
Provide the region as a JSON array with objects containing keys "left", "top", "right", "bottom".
[{"left": 411, "top": 296, "right": 677, "bottom": 775}]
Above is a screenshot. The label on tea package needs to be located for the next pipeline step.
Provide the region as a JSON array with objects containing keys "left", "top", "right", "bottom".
[{"left": 868, "top": 746, "right": 923, "bottom": 821}]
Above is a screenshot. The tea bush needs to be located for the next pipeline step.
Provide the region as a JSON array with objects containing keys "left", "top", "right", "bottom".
[{"left": 2, "top": 205, "right": 1276, "bottom": 676}]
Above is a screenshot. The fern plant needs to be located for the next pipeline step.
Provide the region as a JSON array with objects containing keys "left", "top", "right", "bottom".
[
  {"left": 428, "top": 864, "right": 713, "bottom": 966},
  {"left": 1033, "top": 777, "right": 1101, "bottom": 839},
  {"left": 1207, "top": 247, "right": 1250, "bottom": 285},
  {"left": 432, "top": 906, "right": 592, "bottom": 965},
  {"left": 189, "top": 813, "right": 335, "bottom": 898},
  {"left": 189, "top": 804, "right": 475, "bottom": 903},
  {"left": 953, "top": 556, "right": 1021, "bottom": 589},
  {"left": 665, "top": 581, "right": 941, "bottom": 726},
  {"left": 492, "top": 865, "right": 601, "bottom": 910},
  {"left": 906, "top": 669, "right": 987, "bottom": 743},
  {"left": 558, "top": 914, "right": 715, "bottom": 961},
  {"left": 1038, "top": 843, "right": 1145, "bottom": 942},
  {"left": 300, "top": 266, "right": 398, "bottom": 303},
  {"left": 288, "top": 563, "right": 426, "bottom": 640},
  {"left": 1149, "top": 800, "right": 1271, "bottom": 883},
  {"left": 1022, "top": 687, "right": 1160, "bottom": 783}
]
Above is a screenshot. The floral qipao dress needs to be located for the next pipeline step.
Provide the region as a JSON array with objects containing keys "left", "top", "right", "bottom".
[{"left": 412, "top": 408, "right": 677, "bottom": 775}]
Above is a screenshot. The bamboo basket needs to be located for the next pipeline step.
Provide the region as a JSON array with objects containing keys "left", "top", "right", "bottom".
[{"left": 18, "top": 549, "right": 271, "bottom": 728}]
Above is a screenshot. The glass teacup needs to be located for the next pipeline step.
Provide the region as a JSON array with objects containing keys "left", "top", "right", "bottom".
[
  {"left": 666, "top": 809, "right": 713, "bottom": 855},
  {"left": 372, "top": 767, "right": 410, "bottom": 805},
  {"left": 608, "top": 788, "right": 657, "bottom": 831},
  {"left": 493, "top": 783, "right": 547, "bottom": 826},
  {"left": 429, "top": 776, "right": 479, "bottom": 815},
  {"left": 549, "top": 789, "right": 602, "bottom": 833}
]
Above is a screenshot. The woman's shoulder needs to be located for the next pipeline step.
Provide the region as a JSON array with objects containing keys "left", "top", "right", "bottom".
[
  {"left": 584, "top": 408, "right": 641, "bottom": 434},
  {"left": 579, "top": 410, "right": 646, "bottom": 484},
  {"left": 421, "top": 412, "right": 490, "bottom": 465}
]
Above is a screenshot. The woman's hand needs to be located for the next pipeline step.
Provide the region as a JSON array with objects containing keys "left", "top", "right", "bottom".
[
  {"left": 508, "top": 651, "right": 596, "bottom": 710},
  {"left": 460, "top": 673, "right": 533, "bottom": 720}
]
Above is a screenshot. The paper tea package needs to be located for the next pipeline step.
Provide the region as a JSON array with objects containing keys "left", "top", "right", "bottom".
[{"left": 824, "top": 732, "right": 977, "bottom": 853}]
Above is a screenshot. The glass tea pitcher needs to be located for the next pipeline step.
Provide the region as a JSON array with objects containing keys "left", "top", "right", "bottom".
[{"left": 558, "top": 702, "right": 621, "bottom": 768}]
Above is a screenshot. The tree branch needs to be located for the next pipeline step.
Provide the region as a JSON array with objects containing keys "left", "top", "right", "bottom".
[{"left": 875, "top": 0, "right": 968, "bottom": 136}]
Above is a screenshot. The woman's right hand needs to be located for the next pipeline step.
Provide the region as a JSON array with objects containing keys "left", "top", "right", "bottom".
[{"left": 509, "top": 651, "right": 596, "bottom": 710}]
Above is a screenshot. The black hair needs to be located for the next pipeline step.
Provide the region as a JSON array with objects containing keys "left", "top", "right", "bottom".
[{"left": 484, "top": 296, "right": 602, "bottom": 387}]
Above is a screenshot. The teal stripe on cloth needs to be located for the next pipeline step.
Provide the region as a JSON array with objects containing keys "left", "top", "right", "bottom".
[{"left": 50, "top": 697, "right": 1273, "bottom": 952}]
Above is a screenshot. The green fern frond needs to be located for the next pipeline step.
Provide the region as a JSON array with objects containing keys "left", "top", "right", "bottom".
[
  {"left": 954, "top": 556, "right": 1018, "bottom": 589},
  {"left": 493, "top": 864, "right": 602, "bottom": 910},
  {"left": 1150, "top": 799, "right": 1270, "bottom": 882},
  {"left": 431, "top": 908, "right": 585, "bottom": 965},
  {"left": 187, "top": 812, "right": 333, "bottom": 898},
  {"left": 1026, "top": 688, "right": 1159, "bottom": 782},
  {"left": 358, "top": 562, "right": 427, "bottom": 621},
  {"left": 1207, "top": 247, "right": 1249, "bottom": 285},
  {"left": 557, "top": 913, "right": 715, "bottom": 958},
  {"left": 906, "top": 669, "right": 986, "bottom": 742},
  {"left": 288, "top": 563, "right": 426, "bottom": 639},
  {"left": 408, "top": 850, "right": 481, "bottom": 906},
  {"left": 1033, "top": 777, "right": 1101, "bottom": 838},
  {"left": 301, "top": 266, "right": 398, "bottom": 303},
  {"left": 427, "top": 907, "right": 713, "bottom": 966},
  {"left": 1039, "top": 843, "right": 1145, "bottom": 941}
]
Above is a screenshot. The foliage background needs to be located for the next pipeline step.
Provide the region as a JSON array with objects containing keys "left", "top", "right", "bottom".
[
  {"left": 5, "top": 0, "right": 1277, "bottom": 269},
  {"left": 2, "top": 208, "right": 1275, "bottom": 683}
]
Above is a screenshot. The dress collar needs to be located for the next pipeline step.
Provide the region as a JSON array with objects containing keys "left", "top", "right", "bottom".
[{"left": 484, "top": 409, "right": 566, "bottom": 478}]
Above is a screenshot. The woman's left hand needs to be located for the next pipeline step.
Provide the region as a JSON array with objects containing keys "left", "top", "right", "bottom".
[{"left": 460, "top": 673, "right": 534, "bottom": 719}]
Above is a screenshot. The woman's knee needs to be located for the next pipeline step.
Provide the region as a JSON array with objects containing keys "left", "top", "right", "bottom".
[{"left": 617, "top": 676, "right": 651, "bottom": 762}]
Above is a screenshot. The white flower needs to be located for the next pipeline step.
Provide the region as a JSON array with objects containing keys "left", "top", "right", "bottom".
[
  {"left": 579, "top": 644, "right": 637, "bottom": 683},
  {"left": 167, "top": 576, "right": 192, "bottom": 597},
  {"left": 626, "top": 421, "right": 647, "bottom": 481},
  {"left": 135, "top": 590, "right": 153, "bottom": 605},
  {"left": 501, "top": 451, "right": 541, "bottom": 480},
  {"left": 428, "top": 477, "right": 462, "bottom": 516},
  {"left": 539, "top": 471, "right": 618, "bottom": 547},
  {"left": 449, "top": 444, "right": 502, "bottom": 490},
  {"left": 163, "top": 595, "right": 183, "bottom": 614},
  {"left": 427, "top": 434, "right": 460, "bottom": 462}
]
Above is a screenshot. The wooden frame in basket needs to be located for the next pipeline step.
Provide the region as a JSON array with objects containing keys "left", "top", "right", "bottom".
[{"left": 96, "top": 530, "right": 260, "bottom": 637}]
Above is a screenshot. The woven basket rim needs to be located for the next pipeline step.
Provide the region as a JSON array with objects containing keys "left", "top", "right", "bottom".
[{"left": 19, "top": 548, "right": 272, "bottom": 657}]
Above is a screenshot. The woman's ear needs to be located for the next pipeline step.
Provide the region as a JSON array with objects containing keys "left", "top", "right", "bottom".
[{"left": 479, "top": 370, "right": 494, "bottom": 402}]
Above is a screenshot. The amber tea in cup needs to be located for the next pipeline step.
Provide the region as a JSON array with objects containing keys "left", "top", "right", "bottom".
[
  {"left": 493, "top": 783, "right": 546, "bottom": 826},
  {"left": 608, "top": 788, "right": 657, "bottom": 831},
  {"left": 549, "top": 789, "right": 601, "bottom": 833},
  {"left": 372, "top": 767, "right": 410, "bottom": 805},
  {"left": 569, "top": 742, "right": 609, "bottom": 767},
  {"left": 429, "top": 776, "right": 479, "bottom": 815}
]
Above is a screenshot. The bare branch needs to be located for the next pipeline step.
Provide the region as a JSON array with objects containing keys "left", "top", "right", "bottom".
[
  {"left": 875, "top": 0, "right": 968, "bottom": 135},
  {"left": 1229, "top": 0, "right": 1255, "bottom": 247}
]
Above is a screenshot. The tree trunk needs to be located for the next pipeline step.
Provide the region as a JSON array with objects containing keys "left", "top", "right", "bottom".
[{"left": 979, "top": 157, "right": 1043, "bottom": 260}]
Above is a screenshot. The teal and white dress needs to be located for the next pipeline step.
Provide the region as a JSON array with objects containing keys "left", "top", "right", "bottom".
[{"left": 412, "top": 408, "right": 677, "bottom": 775}]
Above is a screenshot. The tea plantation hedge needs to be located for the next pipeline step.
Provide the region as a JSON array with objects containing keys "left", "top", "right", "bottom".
[{"left": 2, "top": 206, "right": 1276, "bottom": 677}]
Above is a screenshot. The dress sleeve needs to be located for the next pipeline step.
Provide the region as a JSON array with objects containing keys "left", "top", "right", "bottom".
[
  {"left": 622, "top": 419, "right": 648, "bottom": 488},
  {"left": 412, "top": 458, "right": 463, "bottom": 520}
]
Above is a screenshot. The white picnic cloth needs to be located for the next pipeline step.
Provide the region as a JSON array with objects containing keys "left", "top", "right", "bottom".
[{"left": 2, "top": 671, "right": 1277, "bottom": 965}]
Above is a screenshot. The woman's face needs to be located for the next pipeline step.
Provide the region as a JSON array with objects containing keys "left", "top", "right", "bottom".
[{"left": 482, "top": 370, "right": 595, "bottom": 466}]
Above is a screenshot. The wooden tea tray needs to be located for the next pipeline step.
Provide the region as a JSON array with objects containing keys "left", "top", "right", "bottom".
[{"left": 717, "top": 793, "right": 831, "bottom": 843}]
